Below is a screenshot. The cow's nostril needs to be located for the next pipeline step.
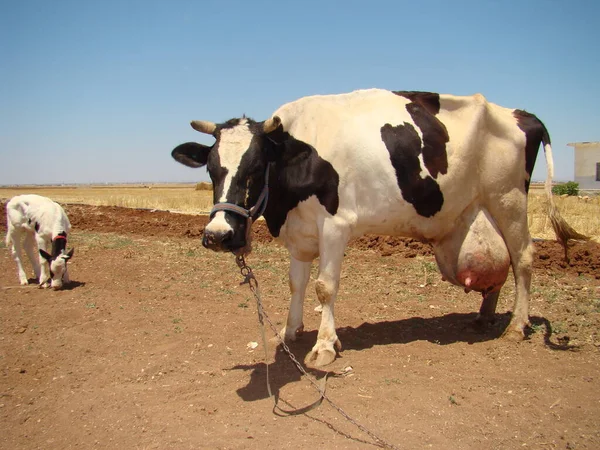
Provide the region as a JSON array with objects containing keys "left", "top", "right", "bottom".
[
  {"left": 221, "top": 230, "right": 234, "bottom": 244},
  {"left": 202, "top": 229, "right": 234, "bottom": 250}
]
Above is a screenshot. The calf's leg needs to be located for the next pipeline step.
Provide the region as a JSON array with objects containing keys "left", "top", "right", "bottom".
[
  {"left": 23, "top": 232, "right": 41, "bottom": 280},
  {"left": 7, "top": 229, "right": 29, "bottom": 285},
  {"left": 36, "top": 235, "right": 51, "bottom": 287}
]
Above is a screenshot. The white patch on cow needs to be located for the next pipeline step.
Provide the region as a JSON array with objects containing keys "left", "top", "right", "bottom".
[
  {"left": 204, "top": 119, "right": 255, "bottom": 237},
  {"left": 216, "top": 119, "right": 254, "bottom": 203},
  {"left": 207, "top": 210, "right": 232, "bottom": 234}
]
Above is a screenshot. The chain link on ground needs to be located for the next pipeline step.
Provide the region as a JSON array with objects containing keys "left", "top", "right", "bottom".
[{"left": 235, "top": 254, "right": 400, "bottom": 450}]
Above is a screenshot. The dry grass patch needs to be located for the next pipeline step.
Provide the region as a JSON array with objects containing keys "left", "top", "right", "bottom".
[
  {"left": 0, "top": 185, "right": 213, "bottom": 214},
  {"left": 528, "top": 193, "right": 600, "bottom": 241}
]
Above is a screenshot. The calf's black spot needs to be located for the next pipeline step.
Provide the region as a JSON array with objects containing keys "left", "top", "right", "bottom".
[{"left": 381, "top": 122, "right": 444, "bottom": 217}]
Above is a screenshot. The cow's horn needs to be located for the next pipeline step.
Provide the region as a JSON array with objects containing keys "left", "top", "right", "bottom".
[
  {"left": 263, "top": 116, "right": 281, "bottom": 133},
  {"left": 190, "top": 120, "right": 217, "bottom": 135}
]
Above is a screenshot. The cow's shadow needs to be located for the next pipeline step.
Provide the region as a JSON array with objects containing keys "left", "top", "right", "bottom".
[
  {"left": 61, "top": 280, "right": 86, "bottom": 291},
  {"left": 21, "top": 278, "right": 85, "bottom": 290},
  {"left": 24, "top": 279, "right": 86, "bottom": 291},
  {"left": 229, "top": 312, "right": 575, "bottom": 403}
]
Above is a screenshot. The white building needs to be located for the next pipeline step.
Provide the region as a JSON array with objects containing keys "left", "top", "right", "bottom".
[{"left": 567, "top": 141, "right": 600, "bottom": 191}]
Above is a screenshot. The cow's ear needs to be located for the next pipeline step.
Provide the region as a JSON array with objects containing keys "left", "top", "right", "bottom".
[
  {"left": 39, "top": 249, "right": 52, "bottom": 262},
  {"left": 64, "top": 248, "right": 74, "bottom": 260},
  {"left": 171, "top": 142, "right": 212, "bottom": 168}
]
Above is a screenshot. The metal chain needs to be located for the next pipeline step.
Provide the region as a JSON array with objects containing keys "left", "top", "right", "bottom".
[{"left": 235, "top": 254, "right": 400, "bottom": 450}]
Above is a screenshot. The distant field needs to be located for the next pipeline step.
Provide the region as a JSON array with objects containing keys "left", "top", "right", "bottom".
[
  {"left": 0, "top": 184, "right": 214, "bottom": 214},
  {"left": 0, "top": 184, "right": 598, "bottom": 241}
]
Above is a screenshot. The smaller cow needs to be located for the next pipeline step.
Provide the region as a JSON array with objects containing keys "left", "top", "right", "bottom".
[{"left": 5, "top": 194, "right": 74, "bottom": 289}]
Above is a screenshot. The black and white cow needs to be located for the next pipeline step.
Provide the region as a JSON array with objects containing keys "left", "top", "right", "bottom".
[
  {"left": 172, "top": 88, "right": 572, "bottom": 366},
  {"left": 5, "top": 194, "right": 74, "bottom": 289}
]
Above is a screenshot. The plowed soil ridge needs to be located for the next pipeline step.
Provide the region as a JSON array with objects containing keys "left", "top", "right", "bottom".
[{"left": 64, "top": 204, "right": 600, "bottom": 278}]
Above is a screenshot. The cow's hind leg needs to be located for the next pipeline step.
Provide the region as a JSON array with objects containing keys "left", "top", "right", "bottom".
[
  {"left": 305, "top": 219, "right": 348, "bottom": 367},
  {"left": 279, "top": 257, "right": 311, "bottom": 342},
  {"left": 23, "top": 232, "right": 41, "bottom": 280},
  {"left": 474, "top": 290, "right": 501, "bottom": 327},
  {"left": 7, "top": 228, "right": 29, "bottom": 285},
  {"left": 487, "top": 192, "right": 534, "bottom": 340}
]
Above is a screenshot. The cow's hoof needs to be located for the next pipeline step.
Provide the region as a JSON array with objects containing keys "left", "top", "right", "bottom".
[
  {"left": 19, "top": 279, "right": 29, "bottom": 286},
  {"left": 501, "top": 327, "right": 525, "bottom": 341},
  {"left": 304, "top": 338, "right": 341, "bottom": 367},
  {"left": 305, "top": 348, "right": 336, "bottom": 367},
  {"left": 274, "top": 324, "right": 304, "bottom": 344}
]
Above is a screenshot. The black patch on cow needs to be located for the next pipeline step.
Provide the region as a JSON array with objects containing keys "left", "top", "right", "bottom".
[
  {"left": 381, "top": 122, "right": 444, "bottom": 217},
  {"left": 513, "top": 109, "right": 551, "bottom": 192},
  {"left": 395, "top": 91, "right": 441, "bottom": 115},
  {"left": 217, "top": 117, "right": 247, "bottom": 132},
  {"left": 51, "top": 232, "right": 67, "bottom": 257},
  {"left": 406, "top": 103, "right": 448, "bottom": 178},
  {"left": 393, "top": 91, "right": 449, "bottom": 178},
  {"left": 262, "top": 129, "right": 340, "bottom": 237},
  {"left": 34, "top": 222, "right": 40, "bottom": 232}
]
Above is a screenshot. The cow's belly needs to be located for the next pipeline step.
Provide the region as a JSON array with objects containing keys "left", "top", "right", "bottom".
[{"left": 432, "top": 206, "right": 510, "bottom": 293}]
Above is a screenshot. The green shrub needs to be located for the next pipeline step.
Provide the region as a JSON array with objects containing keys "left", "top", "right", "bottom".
[{"left": 552, "top": 181, "right": 579, "bottom": 196}]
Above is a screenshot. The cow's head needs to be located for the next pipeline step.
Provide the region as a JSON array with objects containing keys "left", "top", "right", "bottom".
[
  {"left": 39, "top": 247, "right": 74, "bottom": 289},
  {"left": 172, "top": 116, "right": 282, "bottom": 254}
]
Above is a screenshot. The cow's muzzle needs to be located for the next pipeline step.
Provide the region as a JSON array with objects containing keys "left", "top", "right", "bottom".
[
  {"left": 202, "top": 228, "right": 234, "bottom": 251},
  {"left": 203, "top": 163, "right": 271, "bottom": 255}
]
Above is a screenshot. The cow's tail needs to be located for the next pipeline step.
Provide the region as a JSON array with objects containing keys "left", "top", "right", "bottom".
[{"left": 541, "top": 126, "right": 589, "bottom": 262}]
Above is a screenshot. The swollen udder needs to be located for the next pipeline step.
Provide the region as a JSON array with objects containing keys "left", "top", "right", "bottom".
[{"left": 433, "top": 208, "right": 510, "bottom": 294}]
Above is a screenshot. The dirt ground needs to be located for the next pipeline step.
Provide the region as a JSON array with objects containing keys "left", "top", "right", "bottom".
[{"left": 1, "top": 204, "right": 599, "bottom": 449}]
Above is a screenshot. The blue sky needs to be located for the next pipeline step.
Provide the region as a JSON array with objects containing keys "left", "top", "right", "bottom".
[{"left": 1, "top": 0, "right": 598, "bottom": 185}]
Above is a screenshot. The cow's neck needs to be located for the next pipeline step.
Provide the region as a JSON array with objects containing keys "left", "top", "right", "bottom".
[{"left": 262, "top": 135, "right": 340, "bottom": 238}]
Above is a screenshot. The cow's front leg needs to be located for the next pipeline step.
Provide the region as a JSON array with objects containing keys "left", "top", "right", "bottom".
[
  {"left": 36, "top": 236, "right": 51, "bottom": 287},
  {"left": 305, "top": 220, "right": 348, "bottom": 367},
  {"left": 279, "top": 257, "right": 311, "bottom": 342}
]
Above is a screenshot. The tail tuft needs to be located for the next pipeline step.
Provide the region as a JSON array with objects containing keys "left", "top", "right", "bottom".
[{"left": 543, "top": 143, "right": 588, "bottom": 263}]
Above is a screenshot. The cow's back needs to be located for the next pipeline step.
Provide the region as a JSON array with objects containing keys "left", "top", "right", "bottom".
[
  {"left": 274, "top": 89, "right": 531, "bottom": 241},
  {"left": 7, "top": 194, "right": 70, "bottom": 238}
]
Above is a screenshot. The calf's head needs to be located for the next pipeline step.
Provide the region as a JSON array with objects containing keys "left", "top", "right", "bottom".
[
  {"left": 39, "top": 247, "right": 74, "bottom": 289},
  {"left": 172, "top": 116, "right": 281, "bottom": 253}
]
